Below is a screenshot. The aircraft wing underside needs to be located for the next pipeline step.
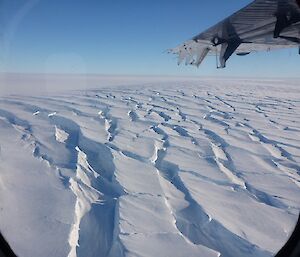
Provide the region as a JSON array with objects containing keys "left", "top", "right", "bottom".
[{"left": 169, "top": 0, "right": 300, "bottom": 68}]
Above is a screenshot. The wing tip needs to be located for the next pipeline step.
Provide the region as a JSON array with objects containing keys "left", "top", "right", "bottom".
[{"left": 168, "top": 40, "right": 211, "bottom": 68}]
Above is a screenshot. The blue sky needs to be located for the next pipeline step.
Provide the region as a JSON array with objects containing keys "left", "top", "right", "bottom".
[{"left": 0, "top": 0, "right": 299, "bottom": 77}]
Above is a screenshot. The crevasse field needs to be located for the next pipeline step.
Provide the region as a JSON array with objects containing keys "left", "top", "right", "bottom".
[{"left": 0, "top": 79, "right": 299, "bottom": 257}]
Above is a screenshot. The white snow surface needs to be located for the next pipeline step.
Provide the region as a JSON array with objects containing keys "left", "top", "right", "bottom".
[{"left": 0, "top": 80, "right": 299, "bottom": 257}]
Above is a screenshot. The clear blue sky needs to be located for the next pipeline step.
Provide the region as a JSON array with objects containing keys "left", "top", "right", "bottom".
[{"left": 0, "top": 0, "right": 299, "bottom": 77}]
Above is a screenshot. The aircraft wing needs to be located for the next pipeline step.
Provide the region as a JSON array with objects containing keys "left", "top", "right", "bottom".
[{"left": 169, "top": 0, "right": 300, "bottom": 68}]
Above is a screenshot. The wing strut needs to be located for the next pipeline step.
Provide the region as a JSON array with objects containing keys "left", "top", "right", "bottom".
[
  {"left": 212, "top": 19, "right": 242, "bottom": 68},
  {"left": 218, "top": 40, "right": 241, "bottom": 68},
  {"left": 274, "top": 1, "right": 300, "bottom": 39}
]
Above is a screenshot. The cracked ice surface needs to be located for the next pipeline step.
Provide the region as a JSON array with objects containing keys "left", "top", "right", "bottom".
[{"left": 0, "top": 79, "right": 299, "bottom": 257}]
